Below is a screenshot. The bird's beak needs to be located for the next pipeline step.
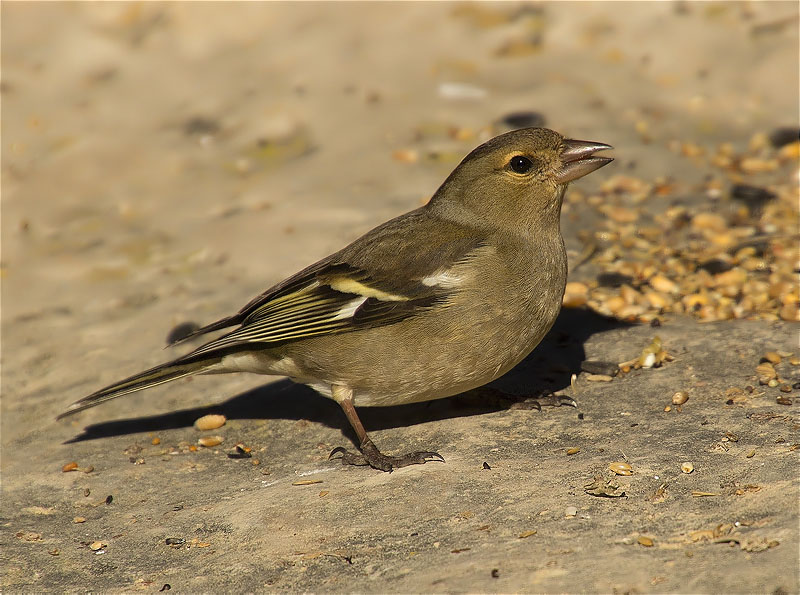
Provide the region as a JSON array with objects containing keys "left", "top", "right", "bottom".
[{"left": 556, "top": 139, "right": 614, "bottom": 184}]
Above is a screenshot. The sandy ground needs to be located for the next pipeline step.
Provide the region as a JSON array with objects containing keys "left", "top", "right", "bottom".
[{"left": 2, "top": 2, "right": 799, "bottom": 593}]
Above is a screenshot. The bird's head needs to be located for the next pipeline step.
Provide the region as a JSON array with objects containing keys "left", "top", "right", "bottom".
[{"left": 429, "top": 127, "right": 613, "bottom": 237}]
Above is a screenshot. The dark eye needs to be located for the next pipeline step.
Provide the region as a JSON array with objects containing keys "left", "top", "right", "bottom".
[{"left": 509, "top": 155, "right": 533, "bottom": 174}]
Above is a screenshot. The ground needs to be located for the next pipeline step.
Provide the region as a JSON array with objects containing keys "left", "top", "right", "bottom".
[{"left": 2, "top": 2, "right": 799, "bottom": 593}]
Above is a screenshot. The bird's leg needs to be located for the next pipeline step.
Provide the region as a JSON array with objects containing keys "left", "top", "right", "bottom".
[{"left": 328, "top": 385, "right": 444, "bottom": 472}]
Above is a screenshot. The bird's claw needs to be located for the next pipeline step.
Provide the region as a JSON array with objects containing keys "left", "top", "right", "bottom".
[{"left": 329, "top": 439, "right": 444, "bottom": 472}]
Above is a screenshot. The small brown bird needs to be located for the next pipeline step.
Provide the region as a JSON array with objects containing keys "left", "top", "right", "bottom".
[{"left": 59, "top": 127, "right": 612, "bottom": 471}]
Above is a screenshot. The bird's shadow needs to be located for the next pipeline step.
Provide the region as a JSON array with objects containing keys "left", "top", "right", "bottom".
[{"left": 64, "top": 308, "right": 629, "bottom": 445}]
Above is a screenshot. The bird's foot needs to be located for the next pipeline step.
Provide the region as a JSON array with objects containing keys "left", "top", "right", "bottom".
[
  {"left": 509, "top": 391, "right": 577, "bottom": 411},
  {"left": 329, "top": 437, "right": 444, "bottom": 472}
]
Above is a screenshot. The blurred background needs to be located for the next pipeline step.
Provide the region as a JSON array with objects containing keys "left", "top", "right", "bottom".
[{"left": 4, "top": 2, "right": 797, "bottom": 326}]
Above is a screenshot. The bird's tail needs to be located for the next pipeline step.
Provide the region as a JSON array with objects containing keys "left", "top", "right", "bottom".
[{"left": 57, "top": 353, "right": 222, "bottom": 420}]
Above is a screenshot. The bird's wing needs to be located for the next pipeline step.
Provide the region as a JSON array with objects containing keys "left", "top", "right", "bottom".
[
  {"left": 172, "top": 208, "right": 483, "bottom": 350},
  {"left": 184, "top": 261, "right": 452, "bottom": 357}
]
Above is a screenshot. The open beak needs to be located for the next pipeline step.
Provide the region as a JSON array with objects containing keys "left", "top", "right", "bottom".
[{"left": 556, "top": 139, "right": 614, "bottom": 184}]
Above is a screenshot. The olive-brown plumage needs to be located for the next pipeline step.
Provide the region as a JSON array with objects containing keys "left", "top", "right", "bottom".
[{"left": 59, "top": 127, "right": 612, "bottom": 471}]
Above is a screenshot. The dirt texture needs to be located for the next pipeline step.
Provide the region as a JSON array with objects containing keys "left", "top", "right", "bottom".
[{"left": 3, "top": 2, "right": 799, "bottom": 593}]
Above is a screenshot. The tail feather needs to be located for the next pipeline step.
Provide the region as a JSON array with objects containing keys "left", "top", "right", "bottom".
[{"left": 57, "top": 355, "right": 220, "bottom": 420}]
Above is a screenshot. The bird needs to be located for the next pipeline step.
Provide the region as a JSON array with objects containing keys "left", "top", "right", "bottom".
[{"left": 58, "top": 127, "right": 613, "bottom": 472}]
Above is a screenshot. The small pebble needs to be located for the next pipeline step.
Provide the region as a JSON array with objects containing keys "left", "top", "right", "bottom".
[
  {"left": 566, "top": 447, "right": 581, "bottom": 456},
  {"left": 761, "top": 352, "right": 782, "bottom": 365},
  {"left": 776, "top": 396, "right": 792, "bottom": 406},
  {"left": 73, "top": 517, "right": 86, "bottom": 524},
  {"left": 564, "top": 506, "right": 578, "bottom": 517},
  {"left": 768, "top": 379, "right": 780, "bottom": 388},
  {"left": 89, "top": 541, "right": 106, "bottom": 551},
  {"left": 165, "top": 538, "right": 185, "bottom": 546}
]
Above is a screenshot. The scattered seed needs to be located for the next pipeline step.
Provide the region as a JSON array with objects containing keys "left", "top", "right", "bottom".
[
  {"left": 609, "top": 461, "right": 633, "bottom": 476},
  {"left": 518, "top": 530, "right": 538, "bottom": 538},
  {"left": 198, "top": 436, "right": 223, "bottom": 448},
  {"left": 789, "top": 356, "right": 800, "bottom": 366},
  {"left": 292, "top": 479, "right": 323, "bottom": 486},
  {"left": 776, "top": 396, "right": 793, "bottom": 406},
  {"left": 756, "top": 362, "right": 777, "bottom": 383},
  {"left": 491, "top": 569, "right": 500, "bottom": 579},
  {"left": 638, "top": 536, "right": 655, "bottom": 547},
  {"left": 586, "top": 373, "right": 614, "bottom": 382},
  {"left": 761, "top": 352, "right": 782, "bottom": 365},
  {"left": 692, "top": 491, "right": 719, "bottom": 497},
  {"left": 681, "top": 462, "right": 694, "bottom": 474},
  {"left": 194, "top": 414, "right": 226, "bottom": 431},
  {"left": 89, "top": 541, "right": 107, "bottom": 551},
  {"left": 152, "top": 437, "right": 161, "bottom": 446},
  {"left": 319, "top": 491, "right": 329, "bottom": 497},
  {"left": 83, "top": 488, "right": 91, "bottom": 497},
  {"left": 768, "top": 379, "right": 780, "bottom": 388},
  {"left": 664, "top": 405, "right": 672, "bottom": 412},
  {"left": 392, "top": 149, "right": 418, "bottom": 163},
  {"left": 73, "top": 516, "right": 87, "bottom": 523},
  {"left": 672, "top": 391, "right": 689, "bottom": 405},
  {"left": 746, "top": 450, "right": 756, "bottom": 458},
  {"left": 566, "top": 447, "right": 581, "bottom": 456},
  {"left": 62, "top": 462, "right": 78, "bottom": 473},
  {"left": 482, "top": 461, "right": 491, "bottom": 470},
  {"left": 649, "top": 275, "right": 678, "bottom": 294}
]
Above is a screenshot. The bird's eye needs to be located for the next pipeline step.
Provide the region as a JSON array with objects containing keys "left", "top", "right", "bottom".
[{"left": 509, "top": 155, "right": 534, "bottom": 174}]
